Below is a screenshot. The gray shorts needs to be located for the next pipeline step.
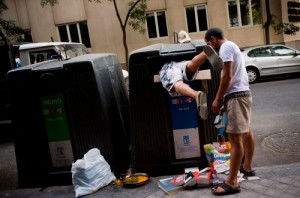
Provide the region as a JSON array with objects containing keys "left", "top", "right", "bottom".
[
  {"left": 225, "top": 91, "right": 252, "bottom": 134},
  {"left": 159, "top": 61, "right": 197, "bottom": 93}
]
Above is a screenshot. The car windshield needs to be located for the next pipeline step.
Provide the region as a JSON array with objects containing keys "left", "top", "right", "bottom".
[
  {"left": 57, "top": 44, "right": 91, "bottom": 59},
  {"left": 248, "top": 47, "right": 272, "bottom": 57},
  {"left": 272, "top": 46, "right": 296, "bottom": 56}
]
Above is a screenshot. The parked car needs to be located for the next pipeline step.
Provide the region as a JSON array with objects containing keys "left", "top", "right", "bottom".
[
  {"left": 18, "top": 42, "right": 91, "bottom": 66},
  {"left": 18, "top": 42, "right": 128, "bottom": 80},
  {"left": 241, "top": 44, "right": 300, "bottom": 83}
]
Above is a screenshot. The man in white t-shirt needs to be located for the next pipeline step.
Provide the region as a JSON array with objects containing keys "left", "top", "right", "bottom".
[{"left": 205, "top": 28, "right": 255, "bottom": 195}]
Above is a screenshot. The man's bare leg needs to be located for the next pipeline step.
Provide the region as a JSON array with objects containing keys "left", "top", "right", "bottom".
[
  {"left": 212, "top": 134, "right": 243, "bottom": 193},
  {"left": 173, "top": 81, "right": 207, "bottom": 120},
  {"left": 186, "top": 52, "right": 207, "bottom": 73},
  {"left": 173, "top": 81, "right": 198, "bottom": 100},
  {"left": 242, "top": 129, "right": 255, "bottom": 172}
]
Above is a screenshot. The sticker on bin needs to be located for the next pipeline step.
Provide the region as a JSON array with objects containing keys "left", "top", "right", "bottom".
[
  {"left": 40, "top": 93, "right": 74, "bottom": 167},
  {"left": 169, "top": 90, "right": 201, "bottom": 159}
]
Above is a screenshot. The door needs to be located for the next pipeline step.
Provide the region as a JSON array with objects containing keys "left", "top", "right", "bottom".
[
  {"left": 247, "top": 46, "right": 279, "bottom": 76},
  {"left": 272, "top": 46, "right": 300, "bottom": 74}
]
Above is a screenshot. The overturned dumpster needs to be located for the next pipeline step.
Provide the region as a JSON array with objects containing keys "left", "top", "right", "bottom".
[{"left": 7, "top": 54, "right": 130, "bottom": 188}]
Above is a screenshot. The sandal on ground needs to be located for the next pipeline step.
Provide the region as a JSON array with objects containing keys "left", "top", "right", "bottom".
[
  {"left": 203, "top": 45, "right": 223, "bottom": 72},
  {"left": 211, "top": 181, "right": 241, "bottom": 196},
  {"left": 240, "top": 165, "right": 256, "bottom": 176},
  {"left": 197, "top": 91, "right": 208, "bottom": 120}
]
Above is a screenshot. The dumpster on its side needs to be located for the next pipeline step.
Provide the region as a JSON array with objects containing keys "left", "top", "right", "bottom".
[{"left": 7, "top": 54, "right": 130, "bottom": 188}]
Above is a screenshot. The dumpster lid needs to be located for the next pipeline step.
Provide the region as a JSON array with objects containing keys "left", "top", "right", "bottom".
[{"left": 160, "top": 43, "right": 195, "bottom": 55}]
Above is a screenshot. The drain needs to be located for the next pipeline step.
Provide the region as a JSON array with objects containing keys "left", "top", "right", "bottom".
[{"left": 262, "top": 132, "right": 300, "bottom": 155}]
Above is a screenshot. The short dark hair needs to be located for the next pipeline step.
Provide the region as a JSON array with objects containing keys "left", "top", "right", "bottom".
[{"left": 205, "top": 28, "right": 224, "bottom": 41}]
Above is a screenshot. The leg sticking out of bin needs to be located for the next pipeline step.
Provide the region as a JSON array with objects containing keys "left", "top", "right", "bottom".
[
  {"left": 159, "top": 51, "right": 223, "bottom": 120},
  {"left": 157, "top": 51, "right": 218, "bottom": 161}
]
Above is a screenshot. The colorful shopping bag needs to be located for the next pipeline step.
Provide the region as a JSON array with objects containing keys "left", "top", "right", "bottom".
[{"left": 204, "top": 112, "right": 231, "bottom": 173}]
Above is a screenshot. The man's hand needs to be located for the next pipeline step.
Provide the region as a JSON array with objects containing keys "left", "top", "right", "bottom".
[{"left": 211, "top": 99, "right": 222, "bottom": 114}]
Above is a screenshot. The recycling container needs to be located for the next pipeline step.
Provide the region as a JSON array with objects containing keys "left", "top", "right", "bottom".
[
  {"left": 7, "top": 54, "right": 130, "bottom": 188},
  {"left": 128, "top": 40, "right": 220, "bottom": 176},
  {"left": 0, "top": 43, "right": 14, "bottom": 142}
]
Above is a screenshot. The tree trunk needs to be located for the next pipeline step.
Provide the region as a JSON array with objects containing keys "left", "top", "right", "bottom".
[
  {"left": 122, "top": 27, "right": 129, "bottom": 70},
  {"left": 112, "top": 0, "right": 130, "bottom": 69},
  {"left": 264, "top": 0, "right": 272, "bottom": 44}
]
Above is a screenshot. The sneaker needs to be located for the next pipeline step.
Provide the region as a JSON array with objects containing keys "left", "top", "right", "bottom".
[
  {"left": 197, "top": 91, "right": 208, "bottom": 120},
  {"left": 203, "top": 45, "right": 223, "bottom": 72}
]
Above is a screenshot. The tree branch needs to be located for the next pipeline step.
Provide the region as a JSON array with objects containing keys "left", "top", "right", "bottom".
[
  {"left": 112, "top": 0, "right": 125, "bottom": 30},
  {"left": 124, "top": 0, "right": 142, "bottom": 29}
]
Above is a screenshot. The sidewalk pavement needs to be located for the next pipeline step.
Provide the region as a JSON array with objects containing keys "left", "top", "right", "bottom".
[{"left": 0, "top": 162, "right": 299, "bottom": 198}]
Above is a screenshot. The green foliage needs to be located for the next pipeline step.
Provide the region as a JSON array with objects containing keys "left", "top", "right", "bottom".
[
  {"left": 252, "top": 8, "right": 262, "bottom": 25},
  {"left": 0, "top": 20, "right": 25, "bottom": 39},
  {"left": 41, "top": 0, "right": 149, "bottom": 66},
  {"left": 0, "top": 0, "right": 8, "bottom": 13},
  {"left": 128, "top": 0, "right": 148, "bottom": 34},
  {"left": 0, "top": 0, "right": 26, "bottom": 41},
  {"left": 43, "top": 0, "right": 148, "bottom": 34},
  {"left": 271, "top": 16, "right": 300, "bottom": 35},
  {"left": 41, "top": 0, "right": 102, "bottom": 6},
  {"left": 40, "top": 0, "right": 58, "bottom": 7}
]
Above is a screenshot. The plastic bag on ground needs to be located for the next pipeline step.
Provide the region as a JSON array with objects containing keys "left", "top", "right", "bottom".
[{"left": 71, "top": 148, "right": 116, "bottom": 197}]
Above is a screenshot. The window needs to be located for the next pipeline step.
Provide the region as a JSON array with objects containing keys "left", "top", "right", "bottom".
[
  {"left": 57, "top": 21, "right": 91, "bottom": 48},
  {"left": 227, "top": 0, "right": 262, "bottom": 27},
  {"left": 146, "top": 11, "right": 168, "bottom": 39},
  {"left": 288, "top": 1, "right": 300, "bottom": 22},
  {"left": 248, "top": 47, "right": 272, "bottom": 57},
  {"left": 29, "top": 49, "right": 57, "bottom": 64},
  {"left": 272, "top": 46, "right": 296, "bottom": 56},
  {"left": 185, "top": 5, "right": 208, "bottom": 33}
]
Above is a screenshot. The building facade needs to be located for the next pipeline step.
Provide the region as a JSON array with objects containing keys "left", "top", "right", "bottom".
[{"left": 2, "top": 0, "right": 300, "bottom": 65}]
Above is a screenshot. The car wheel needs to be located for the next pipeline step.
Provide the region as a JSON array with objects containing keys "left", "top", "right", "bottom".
[{"left": 246, "top": 67, "right": 259, "bottom": 83}]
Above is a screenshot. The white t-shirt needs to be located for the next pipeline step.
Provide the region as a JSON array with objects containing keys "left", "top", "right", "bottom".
[{"left": 219, "top": 40, "right": 249, "bottom": 96}]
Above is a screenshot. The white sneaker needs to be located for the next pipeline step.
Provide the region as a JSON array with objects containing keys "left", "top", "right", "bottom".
[
  {"left": 203, "top": 45, "right": 223, "bottom": 72},
  {"left": 197, "top": 91, "right": 208, "bottom": 120}
]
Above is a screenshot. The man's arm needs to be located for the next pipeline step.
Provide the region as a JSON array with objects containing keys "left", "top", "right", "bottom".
[{"left": 211, "top": 61, "right": 233, "bottom": 114}]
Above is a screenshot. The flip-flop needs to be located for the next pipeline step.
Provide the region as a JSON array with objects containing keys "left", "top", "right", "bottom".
[
  {"left": 240, "top": 165, "right": 256, "bottom": 176},
  {"left": 197, "top": 91, "right": 208, "bottom": 120},
  {"left": 203, "top": 45, "right": 223, "bottom": 72},
  {"left": 211, "top": 181, "right": 241, "bottom": 196}
]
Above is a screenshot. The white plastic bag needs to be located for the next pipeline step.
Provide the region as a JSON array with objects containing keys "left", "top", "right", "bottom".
[{"left": 71, "top": 148, "right": 116, "bottom": 197}]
